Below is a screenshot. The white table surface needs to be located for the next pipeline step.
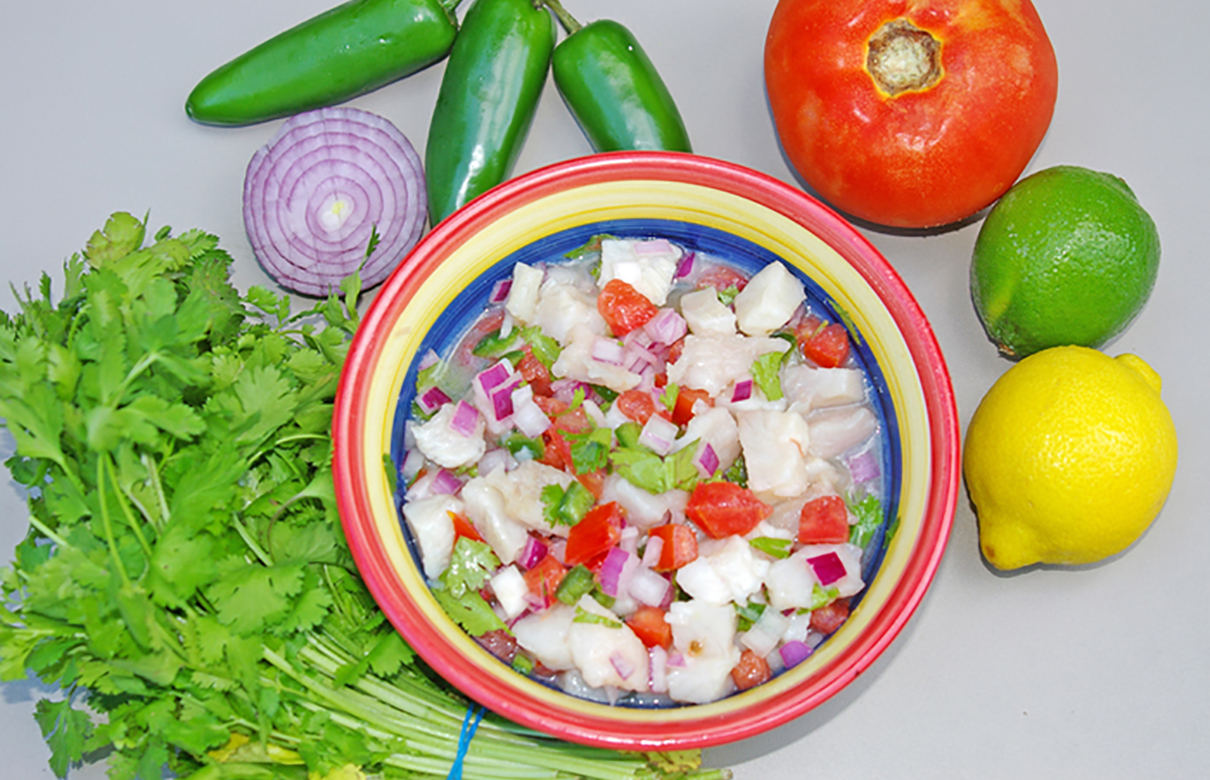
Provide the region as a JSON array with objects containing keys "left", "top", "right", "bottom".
[{"left": 2, "top": 1, "right": 1206, "bottom": 778}]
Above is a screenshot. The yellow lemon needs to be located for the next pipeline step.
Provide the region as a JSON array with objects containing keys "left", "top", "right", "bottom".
[{"left": 963, "top": 346, "right": 1177, "bottom": 569}]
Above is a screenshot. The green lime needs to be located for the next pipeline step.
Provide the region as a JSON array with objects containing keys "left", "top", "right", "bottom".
[{"left": 970, "top": 165, "right": 1160, "bottom": 358}]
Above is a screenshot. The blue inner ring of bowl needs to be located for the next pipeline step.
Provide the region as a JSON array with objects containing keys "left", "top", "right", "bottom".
[{"left": 389, "top": 218, "right": 903, "bottom": 703}]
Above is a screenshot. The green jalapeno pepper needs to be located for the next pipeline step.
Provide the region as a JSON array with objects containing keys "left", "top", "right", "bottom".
[
  {"left": 543, "top": 0, "right": 691, "bottom": 154},
  {"left": 186, "top": 0, "right": 459, "bottom": 127},
  {"left": 424, "top": 0, "right": 555, "bottom": 225}
]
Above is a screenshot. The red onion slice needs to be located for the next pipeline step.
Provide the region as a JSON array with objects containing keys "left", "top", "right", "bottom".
[
  {"left": 638, "top": 414, "right": 678, "bottom": 456},
  {"left": 732, "top": 378, "right": 753, "bottom": 403},
  {"left": 597, "top": 547, "right": 632, "bottom": 597},
  {"left": 779, "top": 640, "right": 813, "bottom": 669},
  {"left": 449, "top": 400, "right": 480, "bottom": 437},
  {"left": 243, "top": 106, "right": 426, "bottom": 297},
  {"left": 694, "top": 442, "right": 720, "bottom": 477},
  {"left": 416, "top": 386, "right": 452, "bottom": 415}
]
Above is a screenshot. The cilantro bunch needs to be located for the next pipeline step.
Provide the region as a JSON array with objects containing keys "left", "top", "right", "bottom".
[{"left": 0, "top": 214, "right": 730, "bottom": 780}]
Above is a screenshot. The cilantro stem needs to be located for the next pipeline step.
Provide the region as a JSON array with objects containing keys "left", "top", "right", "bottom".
[
  {"left": 96, "top": 458, "right": 131, "bottom": 586},
  {"left": 103, "top": 453, "right": 154, "bottom": 558},
  {"left": 26, "top": 515, "right": 68, "bottom": 549},
  {"left": 230, "top": 513, "right": 274, "bottom": 567}
]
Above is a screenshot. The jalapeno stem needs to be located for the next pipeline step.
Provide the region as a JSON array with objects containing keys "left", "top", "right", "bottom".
[{"left": 541, "top": 0, "right": 583, "bottom": 35}]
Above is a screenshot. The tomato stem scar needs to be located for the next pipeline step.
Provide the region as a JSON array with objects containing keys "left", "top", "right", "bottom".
[{"left": 866, "top": 19, "right": 943, "bottom": 96}]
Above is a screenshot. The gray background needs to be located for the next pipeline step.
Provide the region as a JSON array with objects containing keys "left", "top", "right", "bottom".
[{"left": 1, "top": 0, "right": 1206, "bottom": 777}]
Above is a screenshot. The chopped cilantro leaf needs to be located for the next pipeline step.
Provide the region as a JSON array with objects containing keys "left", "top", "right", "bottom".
[
  {"left": 432, "top": 584, "right": 507, "bottom": 636},
  {"left": 564, "top": 425, "right": 612, "bottom": 474},
  {"left": 849, "top": 494, "right": 883, "bottom": 549},
  {"left": 442, "top": 537, "right": 501, "bottom": 598},
  {"left": 572, "top": 605, "right": 622, "bottom": 628},
  {"left": 748, "top": 536, "right": 793, "bottom": 559},
  {"left": 751, "top": 352, "right": 785, "bottom": 401}
]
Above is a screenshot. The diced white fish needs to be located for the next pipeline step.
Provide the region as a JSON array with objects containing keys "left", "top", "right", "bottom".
[
  {"left": 737, "top": 409, "right": 813, "bottom": 499},
  {"left": 667, "top": 334, "right": 789, "bottom": 397},
  {"left": 671, "top": 406, "right": 741, "bottom": 475},
  {"left": 568, "top": 596, "right": 649, "bottom": 692},
  {"left": 533, "top": 280, "right": 606, "bottom": 344},
  {"left": 513, "top": 604, "right": 576, "bottom": 671},
  {"left": 600, "top": 474, "right": 688, "bottom": 530},
  {"left": 782, "top": 364, "right": 867, "bottom": 411},
  {"left": 678, "top": 287, "right": 737, "bottom": 336},
  {"left": 676, "top": 536, "right": 769, "bottom": 606},
  {"left": 733, "top": 262, "right": 805, "bottom": 337},
  {"left": 401, "top": 493, "right": 462, "bottom": 580},
  {"left": 763, "top": 554, "right": 819, "bottom": 612},
  {"left": 459, "top": 478, "right": 530, "bottom": 564},
  {"left": 808, "top": 405, "right": 878, "bottom": 458},
  {"left": 505, "top": 262, "right": 544, "bottom": 324},
  {"left": 480, "top": 460, "right": 575, "bottom": 537},
  {"left": 665, "top": 600, "right": 740, "bottom": 704},
  {"left": 598, "top": 238, "right": 682, "bottom": 306},
  {"left": 411, "top": 402, "right": 487, "bottom": 469},
  {"left": 490, "top": 565, "right": 530, "bottom": 619},
  {"left": 551, "top": 323, "right": 643, "bottom": 393}
]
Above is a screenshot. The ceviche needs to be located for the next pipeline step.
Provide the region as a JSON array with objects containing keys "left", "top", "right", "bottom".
[{"left": 398, "top": 235, "right": 889, "bottom": 706}]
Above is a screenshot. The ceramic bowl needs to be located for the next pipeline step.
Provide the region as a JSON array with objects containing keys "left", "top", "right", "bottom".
[{"left": 332, "top": 152, "right": 959, "bottom": 750}]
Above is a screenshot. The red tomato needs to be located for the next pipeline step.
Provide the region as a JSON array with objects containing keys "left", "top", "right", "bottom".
[
  {"left": 670, "top": 386, "right": 711, "bottom": 427},
  {"left": 476, "top": 629, "right": 518, "bottom": 663},
  {"left": 537, "top": 402, "right": 592, "bottom": 472},
  {"left": 625, "top": 605, "right": 673, "bottom": 649},
  {"left": 598, "top": 278, "right": 658, "bottom": 337},
  {"left": 797, "top": 495, "right": 850, "bottom": 545},
  {"left": 616, "top": 388, "right": 662, "bottom": 425},
  {"left": 564, "top": 502, "right": 624, "bottom": 567},
  {"left": 810, "top": 598, "right": 851, "bottom": 634},
  {"left": 796, "top": 316, "right": 851, "bottom": 368},
  {"left": 764, "top": 0, "right": 1058, "bottom": 228},
  {"left": 515, "top": 345, "right": 552, "bottom": 397},
  {"left": 575, "top": 469, "right": 607, "bottom": 500},
  {"left": 523, "top": 554, "right": 567, "bottom": 608},
  {"left": 730, "top": 649, "right": 772, "bottom": 691},
  {"left": 647, "top": 523, "right": 699, "bottom": 571},
  {"left": 695, "top": 265, "right": 748, "bottom": 295},
  {"left": 685, "top": 482, "right": 772, "bottom": 539},
  {"left": 448, "top": 511, "right": 485, "bottom": 544}
]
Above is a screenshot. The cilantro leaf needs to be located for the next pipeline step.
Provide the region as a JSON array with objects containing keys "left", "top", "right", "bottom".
[
  {"left": 431, "top": 585, "right": 507, "bottom": 637},
  {"left": 441, "top": 537, "right": 501, "bottom": 599},
  {"left": 849, "top": 494, "right": 884, "bottom": 549},
  {"left": 751, "top": 351, "right": 785, "bottom": 401},
  {"left": 563, "top": 425, "right": 612, "bottom": 474},
  {"left": 749, "top": 536, "right": 793, "bottom": 559}
]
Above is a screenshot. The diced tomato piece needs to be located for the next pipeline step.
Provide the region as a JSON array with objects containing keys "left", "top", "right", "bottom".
[
  {"left": 685, "top": 482, "right": 772, "bottom": 539},
  {"left": 810, "top": 598, "right": 851, "bottom": 635},
  {"left": 666, "top": 336, "right": 686, "bottom": 366},
  {"left": 516, "top": 346, "right": 553, "bottom": 397},
  {"left": 523, "top": 554, "right": 567, "bottom": 607},
  {"left": 616, "top": 388, "right": 660, "bottom": 424},
  {"left": 597, "top": 278, "right": 658, "bottom": 337},
  {"left": 671, "top": 386, "right": 712, "bottom": 426},
  {"left": 626, "top": 605, "right": 673, "bottom": 649},
  {"left": 696, "top": 265, "right": 748, "bottom": 295},
  {"left": 448, "top": 511, "right": 485, "bottom": 544},
  {"left": 797, "top": 316, "right": 850, "bottom": 368},
  {"left": 730, "top": 649, "right": 772, "bottom": 691},
  {"left": 647, "top": 523, "right": 699, "bottom": 571},
  {"left": 533, "top": 395, "right": 568, "bottom": 417},
  {"left": 797, "top": 495, "right": 850, "bottom": 545},
  {"left": 454, "top": 308, "right": 506, "bottom": 367},
  {"left": 476, "top": 629, "right": 518, "bottom": 663},
  {"left": 564, "top": 502, "right": 624, "bottom": 567}
]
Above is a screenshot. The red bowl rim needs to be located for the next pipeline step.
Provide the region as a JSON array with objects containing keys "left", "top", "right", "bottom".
[{"left": 333, "top": 151, "right": 959, "bottom": 749}]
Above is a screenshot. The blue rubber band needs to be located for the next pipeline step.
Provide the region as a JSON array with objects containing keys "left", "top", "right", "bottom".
[{"left": 447, "top": 703, "right": 485, "bottom": 780}]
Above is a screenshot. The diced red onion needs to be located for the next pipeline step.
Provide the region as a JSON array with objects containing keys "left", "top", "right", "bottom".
[
  {"left": 642, "top": 308, "right": 687, "bottom": 345},
  {"left": 547, "top": 538, "right": 567, "bottom": 565},
  {"left": 649, "top": 646, "right": 669, "bottom": 693},
  {"left": 400, "top": 447, "right": 425, "bottom": 482},
  {"left": 779, "top": 640, "right": 813, "bottom": 669},
  {"left": 808, "top": 552, "right": 847, "bottom": 585},
  {"left": 429, "top": 468, "right": 462, "bottom": 496},
  {"left": 638, "top": 414, "right": 678, "bottom": 456},
  {"left": 675, "top": 250, "right": 697, "bottom": 279},
  {"left": 641, "top": 536, "right": 664, "bottom": 569},
  {"left": 624, "top": 342, "right": 660, "bottom": 373},
  {"left": 489, "top": 278, "right": 513, "bottom": 303},
  {"left": 597, "top": 547, "right": 632, "bottom": 598},
  {"left": 847, "top": 448, "right": 882, "bottom": 484},
  {"left": 490, "top": 379, "right": 522, "bottom": 421},
  {"left": 417, "top": 348, "right": 440, "bottom": 372},
  {"left": 591, "top": 337, "right": 626, "bottom": 366},
  {"left": 620, "top": 526, "right": 640, "bottom": 556},
  {"left": 416, "top": 386, "right": 452, "bottom": 415},
  {"left": 694, "top": 442, "right": 720, "bottom": 478},
  {"left": 243, "top": 107, "right": 426, "bottom": 297},
  {"left": 633, "top": 238, "right": 677, "bottom": 256},
  {"left": 609, "top": 651, "right": 635, "bottom": 681},
  {"left": 732, "top": 378, "right": 753, "bottom": 403},
  {"left": 623, "top": 328, "right": 654, "bottom": 351},
  {"left": 517, "top": 536, "right": 548, "bottom": 570},
  {"left": 477, "top": 447, "right": 511, "bottom": 477},
  {"left": 477, "top": 361, "right": 513, "bottom": 394},
  {"left": 511, "top": 387, "right": 552, "bottom": 438},
  {"left": 551, "top": 379, "right": 592, "bottom": 405},
  {"left": 666, "top": 651, "right": 687, "bottom": 668},
  {"left": 627, "top": 565, "right": 671, "bottom": 608},
  {"left": 449, "top": 400, "right": 480, "bottom": 437}
]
